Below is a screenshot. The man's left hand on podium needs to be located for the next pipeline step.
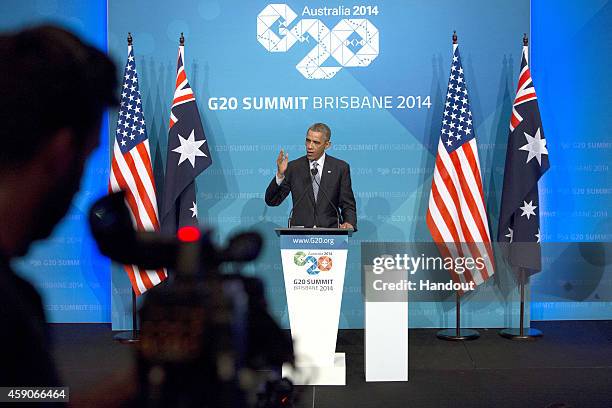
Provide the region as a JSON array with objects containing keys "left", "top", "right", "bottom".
[{"left": 339, "top": 222, "right": 353, "bottom": 230}]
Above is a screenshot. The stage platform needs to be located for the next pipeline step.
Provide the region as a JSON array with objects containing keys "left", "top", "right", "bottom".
[{"left": 50, "top": 321, "right": 612, "bottom": 407}]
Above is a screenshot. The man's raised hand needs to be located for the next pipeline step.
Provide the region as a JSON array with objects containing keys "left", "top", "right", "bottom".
[{"left": 276, "top": 149, "right": 288, "bottom": 178}]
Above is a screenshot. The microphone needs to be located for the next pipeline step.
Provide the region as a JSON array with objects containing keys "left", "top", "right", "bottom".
[
  {"left": 287, "top": 171, "right": 315, "bottom": 228},
  {"left": 311, "top": 166, "right": 341, "bottom": 228}
]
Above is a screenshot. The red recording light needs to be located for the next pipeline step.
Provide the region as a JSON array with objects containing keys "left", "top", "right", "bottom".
[{"left": 177, "top": 226, "right": 201, "bottom": 242}]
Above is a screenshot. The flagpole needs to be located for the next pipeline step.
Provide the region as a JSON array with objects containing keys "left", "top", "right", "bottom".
[
  {"left": 113, "top": 32, "right": 140, "bottom": 344},
  {"left": 114, "top": 290, "right": 140, "bottom": 343},
  {"left": 436, "top": 291, "right": 480, "bottom": 341},
  {"left": 456, "top": 291, "right": 460, "bottom": 337},
  {"left": 499, "top": 267, "right": 542, "bottom": 340}
]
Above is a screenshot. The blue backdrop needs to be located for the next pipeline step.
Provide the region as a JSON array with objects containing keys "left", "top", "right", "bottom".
[
  {"left": 531, "top": 0, "right": 612, "bottom": 320},
  {"left": 108, "top": 0, "right": 532, "bottom": 329},
  {"left": 1, "top": 0, "right": 610, "bottom": 327}
]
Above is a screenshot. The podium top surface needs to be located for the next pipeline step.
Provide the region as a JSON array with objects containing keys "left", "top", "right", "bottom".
[{"left": 275, "top": 228, "right": 353, "bottom": 237}]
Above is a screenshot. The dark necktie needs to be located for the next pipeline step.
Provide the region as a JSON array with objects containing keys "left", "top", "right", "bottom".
[{"left": 311, "top": 161, "right": 320, "bottom": 202}]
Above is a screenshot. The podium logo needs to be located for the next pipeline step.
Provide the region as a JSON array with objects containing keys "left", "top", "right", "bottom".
[
  {"left": 256, "top": 4, "right": 380, "bottom": 79},
  {"left": 293, "top": 252, "right": 333, "bottom": 275}
]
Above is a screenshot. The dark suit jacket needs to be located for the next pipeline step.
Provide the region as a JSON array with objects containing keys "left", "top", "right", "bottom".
[{"left": 265, "top": 154, "right": 357, "bottom": 230}]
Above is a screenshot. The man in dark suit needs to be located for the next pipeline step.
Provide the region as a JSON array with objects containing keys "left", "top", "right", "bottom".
[{"left": 265, "top": 123, "right": 357, "bottom": 230}]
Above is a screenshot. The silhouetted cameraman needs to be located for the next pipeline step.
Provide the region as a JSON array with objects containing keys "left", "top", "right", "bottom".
[{"left": 0, "top": 25, "right": 117, "bottom": 387}]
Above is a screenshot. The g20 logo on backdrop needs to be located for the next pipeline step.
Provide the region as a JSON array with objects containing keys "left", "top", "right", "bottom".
[{"left": 256, "top": 4, "right": 380, "bottom": 79}]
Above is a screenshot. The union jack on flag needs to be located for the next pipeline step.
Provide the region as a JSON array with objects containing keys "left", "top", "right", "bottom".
[
  {"left": 426, "top": 41, "right": 495, "bottom": 290},
  {"left": 109, "top": 44, "right": 167, "bottom": 296}
]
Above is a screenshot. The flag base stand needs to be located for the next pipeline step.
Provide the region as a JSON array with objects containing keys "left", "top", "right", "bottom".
[
  {"left": 113, "top": 330, "right": 139, "bottom": 344},
  {"left": 436, "top": 328, "right": 480, "bottom": 341},
  {"left": 499, "top": 268, "right": 542, "bottom": 341},
  {"left": 499, "top": 327, "right": 542, "bottom": 341},
  {"left": 437, "top": 292, "right": 480, "bottom": 341},
  {"left": 113, "top": 290, "right": 139, "bottom": 344}
]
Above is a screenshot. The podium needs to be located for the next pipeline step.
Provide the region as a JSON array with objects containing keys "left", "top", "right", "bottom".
[{"left": 275, "top": 228, "right": 351, "bottom": 385}]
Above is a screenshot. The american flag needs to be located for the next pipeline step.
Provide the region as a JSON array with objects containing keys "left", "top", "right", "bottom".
[
  {"left": 160, "top": 43, "right": 212, "bottom": 234},
  {"left": 109, "top": 45, "right": 167, "bottom": 296},
  {"left": 498, "top": 40, "right": 549, "bottom": 273},
  {"left": 426, "top": 42, "right": 495, "bottom": 289}
]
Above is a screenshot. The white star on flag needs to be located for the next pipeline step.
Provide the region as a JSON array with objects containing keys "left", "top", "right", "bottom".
[
  {"left": 519, "top": 128, "right": 548, "bottom": 165},
  {"left": 172, "top": 129, "right": 208, "bottom": 167},
  {"left": 189, "top": 201, "right": 198, "bottom": 218},
  {"left": 519, "top": 200, "right": 537, "bottom": 220},
  {"left": 535, "top": 228, "right": 541, "bottom": 243},
  {"left": 505, "top": 227, "right": 513, "bottom": 243}
]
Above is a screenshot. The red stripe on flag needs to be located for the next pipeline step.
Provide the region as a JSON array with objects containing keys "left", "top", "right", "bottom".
[
  {"left": 511, "top": 113, "right": 521, "bottom": 130},
  {"left": 132, "top": 265, "right": 154, "bottom": 295},
  {"left": 122, "top": 264, "right": 141, "bottom": 296},
  {"left": 463, "top": 142, "right": 487, "bottom": 214},
  {"left": 122, "top": 151, "right": 159, "bottom": 230},
  {"left": 517, "top": 68, "right": 531, "bottom": 91},
  {"left": 431, "top": 182, "right": 461, "bottom": 242},
  {"left": 123, "top": 264, "right": 156, "bottom": 296},
  {"left": 175, "top": 70, "right": 187, "bottom": 88},
  {"left": 136, "top": 143, "right": 156, "bottom": 193},
  {"left": 172, "top": 93, "right": 195, "bottom": 105},
  {"left": 110, "top": 157, "right": 145, "bottom": 230},
  {"left": 514, "top": 92, "right": 537, "bottom": 105},
  {"left": 465, "top": 241, "right": 488, "bottom": 282},
  {"left": 435, "top": 155, "right": 462, "bottom": 218},
  {"left": 154, "top": 268, "right": 167, "bottom": 282}
]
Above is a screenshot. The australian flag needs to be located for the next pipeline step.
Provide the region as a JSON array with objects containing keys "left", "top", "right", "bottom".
[
  {"left": 498, "top": 41, "right": 550, "bottom": 273},
  {"left": 160, "top": 44, "right": 212, "bottom": 234}
]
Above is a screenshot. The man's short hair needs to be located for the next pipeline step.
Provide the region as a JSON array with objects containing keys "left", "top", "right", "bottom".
[
  {"left": 0, "top": 25, "right": 118, "bottom": 168},
  {"left": 308, "top": 123, "right": 331, "bottom": 142}
]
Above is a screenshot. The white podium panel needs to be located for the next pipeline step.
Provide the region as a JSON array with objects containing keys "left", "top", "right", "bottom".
[
  {"left": 364, "top": 264, "right": 408, "bottom": 382},
  {"left": 365, "top": 302, "right": 408, "bottom": 381},
  {"left": 277, "top": 230, "right": 349, "bottom": 385}
]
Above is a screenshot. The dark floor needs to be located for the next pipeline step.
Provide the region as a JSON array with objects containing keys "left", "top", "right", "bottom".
[{"left": 50, "top": 321, "right": 612, "bottom": 408}]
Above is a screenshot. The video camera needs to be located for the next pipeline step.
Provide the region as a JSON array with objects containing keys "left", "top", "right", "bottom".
[{"left": 89, "top": 192, "right": 294, "bottom": 408}]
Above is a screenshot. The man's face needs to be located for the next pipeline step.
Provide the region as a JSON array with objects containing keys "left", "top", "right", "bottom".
[{"left": 305, "top": 130, "right": 330, "bottom": 161}]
